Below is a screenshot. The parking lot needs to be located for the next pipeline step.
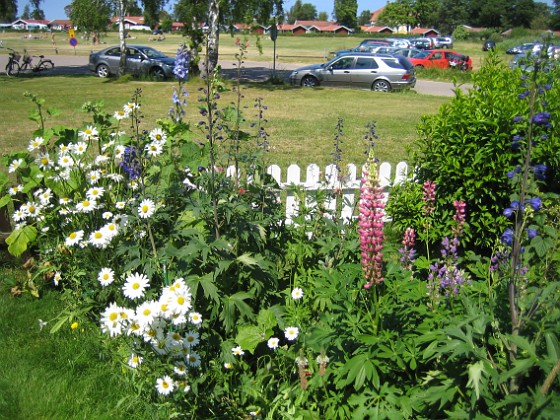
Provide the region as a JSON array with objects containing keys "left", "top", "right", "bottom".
[{"left": 0, "top": 53, "right": 469, "bottom": 97}]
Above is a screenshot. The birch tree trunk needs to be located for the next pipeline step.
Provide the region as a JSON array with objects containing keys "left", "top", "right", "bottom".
[
  {"left": 117, "top": 0, "right": 127, "bottom": 76},
  {"left": 205, "top": 0, "right": 219, "bottom": 77}
]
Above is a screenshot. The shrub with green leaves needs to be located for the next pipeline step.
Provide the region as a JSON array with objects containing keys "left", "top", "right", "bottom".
[{"left": 388, "top": 54, "right": 560, "bottom": 252}]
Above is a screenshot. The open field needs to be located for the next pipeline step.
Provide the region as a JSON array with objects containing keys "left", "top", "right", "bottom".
[{"left": 0, "top": 73, "right": 449, "bottom": 169}]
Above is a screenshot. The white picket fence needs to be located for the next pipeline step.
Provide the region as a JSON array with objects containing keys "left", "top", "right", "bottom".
[{"left": 227, "top": 161, "right": 410, "bottom": 222}]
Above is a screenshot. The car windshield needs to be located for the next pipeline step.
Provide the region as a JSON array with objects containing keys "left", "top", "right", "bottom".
[{"left": 138, "top": 47, "right": 167, "bottom": 58}]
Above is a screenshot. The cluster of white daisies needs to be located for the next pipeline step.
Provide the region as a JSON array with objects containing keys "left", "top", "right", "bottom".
[{"left": 100, "top": 275, "right": 202, "bottom": 395}]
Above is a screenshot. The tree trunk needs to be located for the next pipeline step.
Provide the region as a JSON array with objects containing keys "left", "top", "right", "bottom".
[
  {"left": 205, "top": 0, "right": 219, "bottom": 77},
  {"left": 118, "top": 0, "right": 127, "bottom": 76}
]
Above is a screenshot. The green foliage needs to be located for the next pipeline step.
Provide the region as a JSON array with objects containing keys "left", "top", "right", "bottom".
[
  {"left": 388, "top": 54, "right": 560, "bottom": 252},
  {"left": 452, "top": 25, "right": 470, "bottom": 40}
]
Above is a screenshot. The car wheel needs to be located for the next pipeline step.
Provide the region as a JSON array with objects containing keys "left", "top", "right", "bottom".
[
  {"left": 150, "top": 67, "right": 166, "bottom": 79},
  {"left": 96, "top": 64, "right": 110, "bottom": 78},
  {"left": 372, "top": 79, "right": 391, "bottom": 92},
  {"left": 301, "top": 75, "right": 318, "bottom": 87}
]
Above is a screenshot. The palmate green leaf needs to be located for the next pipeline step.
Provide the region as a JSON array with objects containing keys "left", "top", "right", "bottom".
[
  {"left": 236, "top": 253, "right": 258, "bottom": 267},
  {"left": 235, "top": 325, "right": 262, "bottom": 353},
  {"left": 530, "top": 235, "right": 554, "bottom": 258},
  {"left": 256, "top": 308, "right": 277, "bottom": 330},
  {"left": 5, "top": 225, "right": 37, "bottom": 257}
]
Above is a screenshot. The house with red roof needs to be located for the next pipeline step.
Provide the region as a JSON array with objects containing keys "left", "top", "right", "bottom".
[{"left": 11, "top": 18, "right": 49, "bottom": 30}]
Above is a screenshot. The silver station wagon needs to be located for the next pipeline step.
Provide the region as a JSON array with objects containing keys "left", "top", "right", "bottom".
[{"left": 289, "top": 53, "right": 416, "bottom": 92}]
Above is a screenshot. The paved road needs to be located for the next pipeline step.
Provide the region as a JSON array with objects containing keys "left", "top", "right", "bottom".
[{"left": 0, "top": 54, "right": 470, "bottom": 97}]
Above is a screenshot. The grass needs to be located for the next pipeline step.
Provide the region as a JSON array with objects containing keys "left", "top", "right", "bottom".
[{"left": 0, "top": 74, "right": 448, "bottom": 169}]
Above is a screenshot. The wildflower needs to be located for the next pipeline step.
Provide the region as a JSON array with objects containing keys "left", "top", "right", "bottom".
[
  {"left": 72, "top": 141, "right": 88, "bottom": 155},
  {"left": 53, "top": 271, "right": 62, "bottom": 286},
  {"left": 422, "top": 180, "right": 436, "bottom": 216},
  {"left": 267, "top": 337, "right": 280, "bottom": 350},
  {"left": 119, "top": 146, "right": 141, "bottom": 180},
  {"left": 36, "top": 153, "right": 53, "bottom": 170},
  {"left": 114, "top": 109, "right": 129, "bottom": 120},
  {"left": 8, "top": 185, "right": 23, "bottom": 196},
  {"left": 123, "top": 272, "right": 150, "bottom": 300},
  {"left": 100, "top": 302, "right": 126, "bottom": 337},
  {"left": 452, "top": 200, "right": 467, "bottom": 237},
  {"left": 138, "top": 198, "right": 156, "bottom": 218},
  {"left": 291, "top": 287, "right": 304, "bottom": 300},
  {"left": 78, "top": 125, "right": 99, "bottom": 141},
  {"left": 38, "top": 319, "right": 47, "bottom": 331},
  {"left": 128, "top": 353, "right": 143, "bottom": 368},
  {"left": 358, "top": 150, "right": 385, "bottom": 288},
  {"left": 12, "top": 208, "right": 27, "bottom": 222},
  {"left": 284, "top": 326, "right": 299, "bottom": 341},
  {"left": 27, "top": 136, "right": 45, "bottom": 152},
  {"left": 89, "top": 229, "right": 110, "bottom": 248},
  {"left": 183, "top": 330, "right": 200, "bottom": 347},
  {"left": 398, "top": 227, "right": 416, "bottom": 270},
  {"left": 88, "top": 170, "right": 101, "bottom": 185},
  {"left": 526, "top": 196, "right": 541, "bottom": 211},
  {"left": 8, "top": 158, "right": 23, "bottom": 173},
  {"left": 189, "top": 312, "right": 202, "bottom": 325},
  {"left": 156, "top": 375, "right": 175, "bottom": 396},
  {"left": 65, "top": 230, "right": 84, "bottom": 247},
  {"left": 97, "top": 267, "right": 115, "bottom": 286},
  {"left": 428, "top": 237, "right": 470, "bottom": 297},
  {"left": 232, "top": 346, "right": 245, "bottom": 356},
  {"left": 75, "top": 199, "right": 97, "bottom": 213},
  {"left": 136, "top": 300, "right": 158, "bottom": 327},
  {"left": 185, "top": 352, "right": 201, "bottom": 367},
  {"left": 115, "top": 201, "right": 126, "bottom": 210},
  {"left": 145, "top": 142, "right": 163, "bottom": 157},
  {"left": 58, "top": 154, "right": 73, "bottom": 168},
  {"left": 149, "top": 128, "right": 167, "bottom": 143},
  {"left": 224, "top": 362, "right": 232, "bottom": 369},
  {"left": 86, "top": 186, "right": 105, "bottom": 201},
  {"left": 174, "top": 362, "right": 188, "bottom": 376},
  {"left": 173, "top": 45, "right": 191, "bottom": 81}
]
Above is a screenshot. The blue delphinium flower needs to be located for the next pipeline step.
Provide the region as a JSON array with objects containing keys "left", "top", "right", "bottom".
[
  {"left": 532, "top": 112, "right": 551, "bottom": 126},
  {"left": 173, "top": 45, "right": 191, "bottom": 82},
  {"left": 527, "top": 228, "right": 538, "bottom": 239},
  {"left": 119, "top": 146, "right": 141, "bottom": 179},
  {"left": 526, "top": 196, "right": 541, "bottom": 211},
  {"left": 501, "top": 228, "right": 514, "bottom": 246}
]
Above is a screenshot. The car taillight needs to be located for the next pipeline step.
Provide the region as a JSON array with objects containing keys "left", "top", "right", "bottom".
[{"left": 401, "top": 73, "right": 410, "bottom": 80}]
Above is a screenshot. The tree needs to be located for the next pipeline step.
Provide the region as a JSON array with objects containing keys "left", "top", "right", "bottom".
[
  {"left": 334, "top": 0, "right": 357, "bottom": 28},
  {"left": 358, "top": 9, "right": 371, "bottom": 26},
  {"left": 0, "top": 0, "right": 17, "bottom": 22},
  {"left": 30, "top": 0, "right": 44, "bottom": 20},
  {"left": 21, "top": 3, "right": 30, "bottom": 19},
  {"left": 438, "top": 0, "right": 469, "bottom": 34},
  {"left": 377, "top": 0, "right": 415, "bottom": 32},
  {"left": 67, "top": 0, "right": 112, "bottom": 35},
  {"left": 318, "top": 11, "right": 328, "bottom": 21},
  {"left": 287, "top": 0, "right": 317, "bottom": 23},
  {"left": 141, "top": 0, "right": 166, "bottom": 28}
]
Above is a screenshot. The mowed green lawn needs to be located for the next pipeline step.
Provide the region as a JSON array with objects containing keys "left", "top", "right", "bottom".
[{"left": 0, "top": 74, "right": 448, "bottom": 169}]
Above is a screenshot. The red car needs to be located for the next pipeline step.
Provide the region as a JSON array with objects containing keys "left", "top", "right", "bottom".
[{"left": 409, "top": 49, "right": 473, "bottom": 71}]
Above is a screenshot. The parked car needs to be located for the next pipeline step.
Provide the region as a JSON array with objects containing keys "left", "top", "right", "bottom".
[
  {"left": 433, "top": 36, "right": 453, "bottom": 49},
  {"left": 391, "top": 48, "right": 424, "bottom": 58},
  {"left": 408, "top": 49, "right": 473, "bottom": 70},
  {"left": 334, "top": 39, "right": 392, "bottom": 56},
  {"left": 89, "top": 45, "right": 176, "bottom": 78},
  {"left": 289, "top": 53, "right": 416, "bottom": 92},
  {"left": 410, "top": 38, "right": 434, "bottom": 50},
  {"left": 482, "top": 40, "right": 496, "bottom": 51},
  {"left": 505, "top": 43, "right": 539, "bottom": 55},
  {"left": 386, "top": 38, "right": 411, "bottom": 48}
]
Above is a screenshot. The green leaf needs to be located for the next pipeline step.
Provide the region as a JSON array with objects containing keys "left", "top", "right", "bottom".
[
  {"left": 256, "top": 309, "right": 277, "bottom": 330},
  {"left": 0, "top": 194, "right": 11, "bottom": 209},
  {"left": 236, "top": 253, "right": 258, "bottom": 266},
  {"left": 544, "top": 333, "right": 560, "bottom": 362},
  {"left": 235, "top": 325, "right": 262, "bottom": 354},
  {"left": 5, "top": 225, "right": 37, "bottom": 257}
]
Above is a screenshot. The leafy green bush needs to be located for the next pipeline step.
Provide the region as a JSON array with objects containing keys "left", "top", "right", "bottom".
[{"left": 388, "top": 54, "right": 560, "bottom": 252}]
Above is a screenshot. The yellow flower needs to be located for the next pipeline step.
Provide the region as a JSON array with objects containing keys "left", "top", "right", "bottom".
[{"left": 71, "top": 322, "right": 79, "bottom": 330}]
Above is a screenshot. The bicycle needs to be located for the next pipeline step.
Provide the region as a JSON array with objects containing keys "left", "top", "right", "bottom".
[
  {"left": 19, "top": 50, "right": 55, "bottom": 73},
  {"left": 5, "top": 48, "right": 21, "bottom": 76}
]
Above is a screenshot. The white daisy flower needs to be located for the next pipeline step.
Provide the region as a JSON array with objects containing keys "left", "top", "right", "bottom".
[
  {"left": 78, "top": 125, "right": 99, "bottom": 141},
  {"left": 155, "top": 375, "right": 175, "bottom": 395},
  {"left": 38, "top": 189, "right": 52, "bottom": 206},
  {"left": 232, "top": 346, "right": 244, "bottom": 356},
  {"left": 189, "top": 312, "right": 202, "bottom": 325},
  {"left": 166, "top": 289, "right": 192, "bottom": 315},
  {"left": 291, "top": 287, "right": 304, "bottom": 300},
  {"left": 149, "top": 127, "right": 167, "bottom": 143},
  {"left": 224, "top": 362, "right": 232, "bottom": 369},
  {"left": 72, "top": 141, "right": 88, "bottom": 155},
  {"left": 113, "top": 109, "right": 129, "bottom": 120},
  {"left": 58, "top": 143, "right": 70, "bottom": 155},
  {"left": 89, "top": 229, "right": 110, "bottom": 248},
  {"left": 86, "top": 186, "right": 105, "bottom": 200},
  {"left": 100, "top": 302, "right": 125, "bottom": 337},
  {"left": 145, "top": 142, "right": 163, "bottom": 157},
  {"left": 185, "top": 352, "right": 201, "bottom": 368},
  {"left": 136, "top": 300, "right": 158, "bottom": 327},
  {"left": 97, "top": 267, "right": 115, "bottom": 286},
  {"left": 183, "top": 330, "right": 200, "bottom": 348},
  {"left": 174, "top": 362, "right": 188, "bottom": 376},
  {"left": 267, "top": 337, "right": 280, "bottom": 349},
  {"left": 75, "top": 199, "right": 97, "bottom": 213},
  {"left": 102, "top": 222, "right": 119, "bottom": 238},
  {"left": 124, "top": 102, "right": 139, "bottom": 112},
  {"left": 101, "top": 140, "right": 115, "bottom": 152},
  {"left": 65, "top": 230, "right": 84, "bottom": 247},
  {"left": 102, "top": 211, "right": 113, "bottom": 220},
  {"left": 95, "top": 155, "right": 110, "bottom": 166},
  {"left": 8, "top": 185, "right": 23, "bottom": 196},
  {"left": 127, "top": 353, "right": 143, "bottom": 368},
  {"left": 106, "top": 173, "right": 124, "bottom": 183},
  {"left": 114, "top": 145, "right": 126, "bottom": 159},
  {"left": 27, "top": 136, "right": 45, "bottom": 152},
  {"left": 88, "top": 170, "right": 101, "bottom": 184},
  {"left": 53, "top": 271, "right": 62, "bottom": 286},
  {"left": 123, "top": 272, "right": 150, "bottom": 300},
  {"left": 36, "top": 153, "right": 53, "bottom": 170},
  {"left": 12, "top": 208, "right": 27, "bottom": 222},
  {"left": 115, "top": 201, "right": 126, "bottom": 210},
  {"left": 138, "top": 198, "right": 156, "bottom": 219},
  {"left": 8, "top": 158, "right": 23, "bottom": 173},
  {"left": 58, "top": 154, "right": 74, "bottom": 168},
  {"left": 21, "top": 202, "right": 41, "bottom": 219},
  {"left": 284, "top": 326, "right": 299, "bottom": 341},
  {"left": 128, "top": 180, "right": 139, "bottom": 190}
]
